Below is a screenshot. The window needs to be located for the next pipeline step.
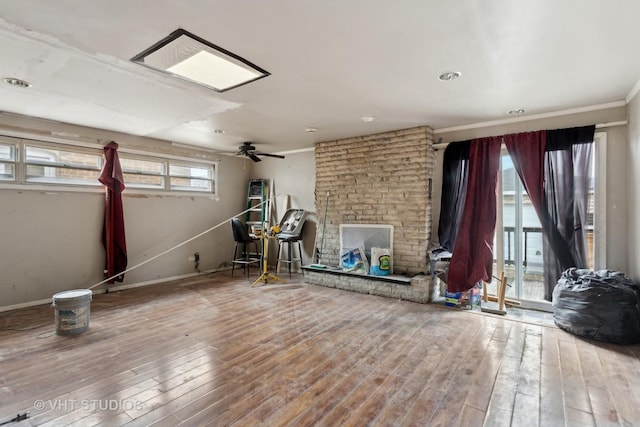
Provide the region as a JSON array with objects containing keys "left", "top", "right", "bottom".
[
  {"left": 119, "top": 156, "right": 166, "bottom": 189},
  {"left": 169, "top": 162, "right": 214, "bottom": 192},
  {"left": 25, "top": 145, "right": 102, "bottom": 186},
  {"left": 0, "top": 135, "right": 216, "bottom": 194},
  {"left": 0, "top": 139, "right": 16, "bottom": 181}
]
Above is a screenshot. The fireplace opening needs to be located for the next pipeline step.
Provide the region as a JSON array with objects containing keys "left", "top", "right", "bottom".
[{"left": 339, "top": 224, "right": 394, "bottom": 274}]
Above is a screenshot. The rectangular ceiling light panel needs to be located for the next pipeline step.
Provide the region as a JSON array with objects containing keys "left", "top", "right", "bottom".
[{"left": 131, "top": 28, "right": 269, "bottom": 92}]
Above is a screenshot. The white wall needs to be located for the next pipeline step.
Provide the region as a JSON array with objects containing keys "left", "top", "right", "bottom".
[
  {"left": 432, "top": 105, "right": 630, "bottom": 274},
  {"left": 251, "top": 150, "right": 317, "bottom": 266},
  {"left": 0, "top": 115, "right": 251, "bottom": 308},
  {"left": 628, "top": 93, "right": 640, "bottom": 281}
]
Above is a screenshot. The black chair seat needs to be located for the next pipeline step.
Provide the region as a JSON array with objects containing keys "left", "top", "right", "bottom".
[{"left": 230, "top": 218, "right": 261, "bottom": 278}]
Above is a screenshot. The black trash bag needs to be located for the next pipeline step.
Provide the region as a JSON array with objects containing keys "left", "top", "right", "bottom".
[{"left": 552, "top": 268, "right": 640, "bottom": 345}]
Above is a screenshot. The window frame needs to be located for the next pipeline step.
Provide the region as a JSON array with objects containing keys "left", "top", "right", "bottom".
[
  {"left": 118, "top": 154, "right": 167, "bottom": 191},
  {"left": 168, "top": 161, "right": 215, "bottom": 193},
  {"left": 0, "top": 137, "right": 18, "bottom": 182},
  {"left": 23, "top": 142, "right": 104, "bottom": 187},
  {"left": 0, "top": 133, "right": 218, "bottom": 197},
  {"left": 593, "top": 132, "right": 606, "bottom": 269}
]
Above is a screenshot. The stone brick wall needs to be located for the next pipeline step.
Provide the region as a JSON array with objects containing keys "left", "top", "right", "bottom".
[
  {"left": 315, "top": 126, "right": 435, "bottom": 274},
  {"left": 304, "top": 269, "right": 433, "bottom": 304}
]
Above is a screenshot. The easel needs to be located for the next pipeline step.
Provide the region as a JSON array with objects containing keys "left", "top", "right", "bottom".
[
  {"left": 252, "top": 222, "right": 285, "bottom": 287},
  {"left": 481, "top": 272, "right": 520, "bottom": 315}
]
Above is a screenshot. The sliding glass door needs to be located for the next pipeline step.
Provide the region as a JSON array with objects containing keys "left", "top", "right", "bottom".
[
  {"left": 492, "top": 144, "right": 596, "bottom": 307},
  {"left": 493, "top": 153, "right": 545, "bottom": 301}
]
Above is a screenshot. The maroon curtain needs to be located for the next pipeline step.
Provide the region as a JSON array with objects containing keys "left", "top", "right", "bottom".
[
  {"left": 503, "top": 131, "right": 546, "bottom": 216},
  {"left": 447, "top": 136, "right": 502, "bottom": 292},
  {"left": 99, "top": 141, "right": 127, "bottom": 283}
]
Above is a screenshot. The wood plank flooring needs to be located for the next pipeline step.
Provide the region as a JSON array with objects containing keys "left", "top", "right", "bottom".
[{"left": 1, "top": 272, "right": 640, "bottom": 426}]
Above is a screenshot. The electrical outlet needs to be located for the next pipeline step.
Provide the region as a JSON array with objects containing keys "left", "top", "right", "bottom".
[{"left": 188, "top": 255, "right": 196, "bottom": 262}]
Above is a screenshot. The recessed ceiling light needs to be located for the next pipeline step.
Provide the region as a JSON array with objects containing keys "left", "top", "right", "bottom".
[
  {"left": 131, "top": 28, "right": 269, "bottom": 92},
  {"left": 438, "top": 71, "right": 462, "bottom": 81},
  {"left": 4, "top": 77, "right": 31, "bottom": 88},
  {"left": 361, "top": 116, "right": 375, "bottom": 122},
  {"left": 508, "top": 108, "right": 526, "bottom": 115},
  {"left": 305, "top": 127, "right": 318, "bottom": 133},
  {"left": 212, "top": 129, "right": 226, "bottom": 133}
]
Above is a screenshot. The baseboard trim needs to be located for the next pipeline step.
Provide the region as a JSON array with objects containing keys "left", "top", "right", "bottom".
[{"left": 0, "top": 268, "right": 229, "bottom": 313}]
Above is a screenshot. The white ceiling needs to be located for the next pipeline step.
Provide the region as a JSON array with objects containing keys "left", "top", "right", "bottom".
[{"left": 1, "top": 1, "right": 639, "bottom": 154}]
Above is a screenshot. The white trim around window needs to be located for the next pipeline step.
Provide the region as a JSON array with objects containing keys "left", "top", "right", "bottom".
[
  {"left": 593, "top": 131, "right": 607, "bottom": 269},
  {"left": 0, "top": 133, "right": 218, "bottom": 197}
]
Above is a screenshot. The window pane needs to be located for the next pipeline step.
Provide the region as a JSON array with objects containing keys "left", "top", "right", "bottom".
[
  {"left": 0, "top": 162, "right": 15, "bottom": 180},
  {"left": 120, "top": 157, "right": 165, "bottom": 175},
  {"left": 26, "top": 164, "right": 101, "bottom": 185},
  {"left": 170, "top": 163, "right": 212, "bottom": 179},
  {"left": 0, "top": 143, "right": 15, "bottom": 161},
  {"left": 170, "top": 177, "right": 213, "bottom": 192},
  {"left": 585, "top": 143, "right": 596, "bottom": 270},
  {"left": 168, "top": 162, "right": 214, "bottom": 192},
  {"left": 25, "top": 146, "right": 101, "bottom": 169},
  {"left": 123, "top": 173, "right": 165, "bottom": 189}
]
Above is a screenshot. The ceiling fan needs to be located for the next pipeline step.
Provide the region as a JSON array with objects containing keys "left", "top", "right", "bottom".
[{"left": 235, "top": 142, "right": 285, "bottom": 162}]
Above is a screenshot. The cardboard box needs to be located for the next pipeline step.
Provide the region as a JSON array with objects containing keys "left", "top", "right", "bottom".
[{"left": 444, "top": 283, "right": 482, "bottom": 309}]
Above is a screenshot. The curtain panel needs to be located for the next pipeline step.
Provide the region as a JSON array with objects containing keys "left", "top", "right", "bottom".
[
  {"left": 438, "top": 140, "right": 471, "bottom": 252},
  {"left": 541, "top": 125, "right": 595, "bottom": 300},
  {"left": 99, "top": 141, "right": 128, "bottom": 284},
  {"left": 503, "top": 126, "right": 595, "bottom": 300},
  {"left": 447, "top": 136, "right": 502, "bottom": 292},
  {"left": 441, "top": 125, "right": 595, "bottom": 299}
]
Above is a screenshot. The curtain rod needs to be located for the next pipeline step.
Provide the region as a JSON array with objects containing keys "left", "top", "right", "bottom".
[{"left": 432, "top": 121, "right": 628, "bottom": 150}]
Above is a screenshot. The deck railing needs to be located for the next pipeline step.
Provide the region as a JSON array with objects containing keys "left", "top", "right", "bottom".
[{"left": 498, "top": 226, "right": 594, "bottom": 273}]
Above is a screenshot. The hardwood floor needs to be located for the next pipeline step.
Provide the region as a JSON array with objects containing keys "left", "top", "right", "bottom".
[{"left": 1, "top": 272, "right": 639, "bottom": 426}]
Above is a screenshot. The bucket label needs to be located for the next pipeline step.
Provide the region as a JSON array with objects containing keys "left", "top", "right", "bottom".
[{"left": 56, "top": 307, "right": 89, "bottom": 330}]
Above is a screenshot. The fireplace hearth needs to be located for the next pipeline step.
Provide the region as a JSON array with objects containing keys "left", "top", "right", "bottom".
[{"left": 302, "top": 266, "right": 433, "bottom": 304}]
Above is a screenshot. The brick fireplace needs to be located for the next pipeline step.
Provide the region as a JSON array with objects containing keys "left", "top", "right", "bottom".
[{"left": 304, "top": 126, "right": 435, "bottom": 302}]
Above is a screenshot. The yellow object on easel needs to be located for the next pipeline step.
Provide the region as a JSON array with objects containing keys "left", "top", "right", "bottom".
[{"left": 252, "top": 221, "right": 285, "bottom": 287}]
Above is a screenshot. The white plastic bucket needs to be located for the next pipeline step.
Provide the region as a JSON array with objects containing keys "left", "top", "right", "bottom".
[{"left": 52, "top": 289, "right": 93, "bottom": 335}]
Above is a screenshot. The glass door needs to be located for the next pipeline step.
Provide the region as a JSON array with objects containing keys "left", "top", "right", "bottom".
[
  {"left": 493, "top": 153, "right": 546, "bottom": 302},
  {"left": 490, "top": 142, "right": 597, "bottom": 308}
]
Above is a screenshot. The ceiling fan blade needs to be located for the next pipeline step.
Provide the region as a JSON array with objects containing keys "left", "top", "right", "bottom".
[
  {"left": 248, "top": 153, "right": 262, "bottom": 162},
  {"left": 255, "top": 152, "right": 285, "bottom": 159}
]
